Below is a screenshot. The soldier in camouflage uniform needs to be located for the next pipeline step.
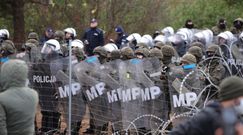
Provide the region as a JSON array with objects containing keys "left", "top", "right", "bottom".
[
  {"left": 149, "top": 48, "right": 163, "bottom": 62},
  {"left": 190, "top": 41, "right": 206, "bottom": 55},
  {"left": 160, "top": 45, "right": 176, "bottom": 124},
  {"left": 0, "top": 40, "right": 16, "bottom": 66},
  {"left": 120, "top": 46, "right": 135, "bottom": 60},
  {"left": 72, "top": 47, "right": 86, "bottom": 62},
  {"left": 54, "top": 30, "right": 69, "bottom": 57},
  {"left": 188, "top": 46, "right": 203, "bottom": 64},
  {"left": 28, "top": 32, "right": 39, "bottom": 41},
  {"left": 230, "top": 18, "right": 243, "bottom": 36},
  {"left": 93, "top": 46, "right": 108, "bottom": 64},
  {"left": 134, "top": 47, "right": 150, "bottom": 59},
  {"left": 211, "top": 18, "right": 227, "bottom": 36},
  {"left": 154, "top": 42, "right": 165, "bottom": 50},
  {"left": 204, "top": 44, "right": 226, "bottom": 99},
  {"left": 110, "top": 50, "right": 121, "bottom": 61}
]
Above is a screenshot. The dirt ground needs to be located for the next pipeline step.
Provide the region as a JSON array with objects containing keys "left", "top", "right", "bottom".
[{"left": 36, "top": 105, "right": 91, "bottom": 134}]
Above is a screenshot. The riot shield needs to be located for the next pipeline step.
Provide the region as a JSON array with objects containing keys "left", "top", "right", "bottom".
[
  {"left": 168, "top": 65, "right": 206, "bottom": 126},
  {"left": 116, "top": 58, "right": 166, "bottom": 134},
  {"left": 229, "top": 42, "right": 243, "bottom": 77},
  {"left": 55, "top": 56, "right": 86, "bottom": 134},
  {"left": 29, "top": 54, "right": 64, "bottom": 133},
  {"left": 73, "top": 56, "right": 113, "bottom": 133},
  {"left": 143, "top": 58, "right": 169, "bottom": 134}
]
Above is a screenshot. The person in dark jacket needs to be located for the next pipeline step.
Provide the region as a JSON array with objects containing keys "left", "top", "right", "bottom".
[
  {"left": 82, "top": 18, "right": 104, "bottom": 56},
  {"left": 40, "top": 27, "right": 54, "bottom": 46},
  {"left": 169, "top": 76, "right": 243, "bottom": 135},
  {"left": 114, "top": 25, "right": 128, "bottom": 49}
]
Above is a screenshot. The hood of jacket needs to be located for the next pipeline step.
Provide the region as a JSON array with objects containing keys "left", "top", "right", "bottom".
[{"left": 0, "top": 59, "right": 28, "bottom": 91}]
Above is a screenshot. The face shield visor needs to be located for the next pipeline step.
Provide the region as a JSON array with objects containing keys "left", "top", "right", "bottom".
[{"left": 41, "top": 43, "right": 56, "bottom": 54}]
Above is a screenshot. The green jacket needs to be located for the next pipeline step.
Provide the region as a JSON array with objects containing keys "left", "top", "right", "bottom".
[{"left": 0, "top": 59, "right": 38, "bottom": 135}]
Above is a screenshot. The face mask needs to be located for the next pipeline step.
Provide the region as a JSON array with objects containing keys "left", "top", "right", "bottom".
[
  {"left": 219, "top": 23, "right": 226, "bottom": 29},
  {"left": 234, "top": 99, "right": 243, "bottom": 115},
  {"left": 234, "top": 22, "right": 242, "bottom": 29},
  {"left": 186, "top": 24, "right": 194, "bottom": 29}
]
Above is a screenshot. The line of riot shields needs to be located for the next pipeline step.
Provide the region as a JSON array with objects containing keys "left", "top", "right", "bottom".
[{"left": 6, "top": 27, "right": 243, "bottom": 135}]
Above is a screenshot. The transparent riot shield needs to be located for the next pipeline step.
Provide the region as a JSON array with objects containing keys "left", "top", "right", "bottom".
[
  {"left": 142, "top": 58, "right": 169, "bottom": 134},
  {"left": 55, "top": 56, "right": 86, "bottom": 134},
  {"left": 229, "top": 42, "right": 243, "bottom": 77},
  {"left": 73, "top": 56, "right": 112, "bottom": 134},
  {"left": 102, "top": 59, "right": 123, "bottom": 131},
  {"left": 116, "top": 58, "right": 165, "bottom": 134},
  {"left": 168, "top": 65, "right": 206, "bottom": 127},
  {"left": 29, "top": 54, "right": 64, "bottom": 134}
]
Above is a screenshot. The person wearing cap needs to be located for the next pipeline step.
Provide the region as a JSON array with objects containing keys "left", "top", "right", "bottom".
[
  {"left": 169, "top": 76, "right": 243, "bottom": 135},
  {"left": 40, "top": 27, "right": 54, "bottom": 46},
  {"left": 114, "top": 25, "right": 128, "bottom": 49},
  {"left": 82, "top": 18, "right": 104, "bottom": 56}
]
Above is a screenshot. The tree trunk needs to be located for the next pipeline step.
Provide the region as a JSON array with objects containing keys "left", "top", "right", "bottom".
[{"left": 12, "top": 0, "right": 25, "bottom": 51}]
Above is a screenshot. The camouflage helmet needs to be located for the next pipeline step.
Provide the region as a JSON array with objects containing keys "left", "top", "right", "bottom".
[
  {"left": 181, "top": 53, "right": 197, "bottom": 64},
  {"left": 206, "top": 44, "right": 221, "bottom": 56},
  {"left": 149, "top": 48, "right": 163, "bottom": 59},
  {"left": 0, "top": 40, "right": 16, "bottom": 56},
  {"left": 24, "top": 42, "right": 36, "bottom": 51},
  {"left": 120, "top": 47, "right": 134, "bottom": 60},
  {"left": 154, "top": 42, "right": 165, "bottom": 50},
  {"left": 161, "top": 45, "right": 175, "bottom": 57},
  {"left": 54, "top": 30, "right": 65, "bottom": 41},
  {"left": 28, "top": 32, "right": 39, "bottom": 40},
  {"left": 136, "top": 42, "right": 149, "bottom": 49},
  {"left": 190, "top": 42, "right": 205, "bottom": 53},
  {"left": 72, "top": 47, "right": 86, "bottom": 61},
  {"left": 110, "top": 50, "right": 121, "bottom": 60},
  {"left": 135, "top": 47, "right": 150, "bottom": 58},
  {"left": 234, "top": 18, "right": 243, "bottom": 23},
  {"left": 26, "top": 39, "right": 39, "bottom": 47},
  {"left": 188, "top": 46, "right": 203, "bottom": 59},
  {"left": 93, "top": 46, "right": 108, "bottom": 57}
]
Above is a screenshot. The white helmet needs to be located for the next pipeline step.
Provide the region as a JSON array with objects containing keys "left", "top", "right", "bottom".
[
  {"left": 176, "top": 28, "right": 194, "bottom": 42},
  {"left": 217, "top": 31, "right": 236, "bottom": 44},
  {"left": 139, "top": 34, "right": 153, "bottom": 47},
  {"left": 103, "top": 43, "right": 118, "bottom": 52},
  {"left": 64, "top": 27, "right": 77, "bottom": 37},
  {"left": 126, "top": 33, "right": 141, "bottom": 42},
  {"left": 71, "top": 39, "right": 84, "bottom": 49},
  {"left": 41, "top": 39, "right": 60, "bottom": 54},
  {"left": 194, "top": 29, "right": 213, "bottom": 46},
  {"left": 239, "top": 32, "right": 243, "bottom": 41},
  {"left": 161, "top": 26, "right": 174, "bottom": 37},
  {"left": 154, "top": 35, "right": 167, "bottom": 44},
  {"left": 0, "top": 29, "right": 10, "bottom": 39}
]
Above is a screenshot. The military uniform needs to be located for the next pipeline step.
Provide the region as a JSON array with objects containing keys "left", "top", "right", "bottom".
[
  {"left": 120, "top": 47, "right": 135, "bottom": 60},
  {"left": 230, "top": 18, "right": 243, "bottom": 35},
  {"left": 204, "top": 45, "right": 226, "bottom": 99},
  {"left": 188, "top": 46, "right": 203, "bottom": 64},
  {"left": 160, "top": 45, "right": 176, "bottom": 122},
  {"left": 211, "top": 19, "right": 227, "bottom": 36},
  {"left": 110, "top": 50, "right": 121, "bottom": 61},
  {"left": 0, "top": 40, "right": 16, "bottom": 66},
  {"left": 93, "top": 46, "right": 108, "bottom": 64}
]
